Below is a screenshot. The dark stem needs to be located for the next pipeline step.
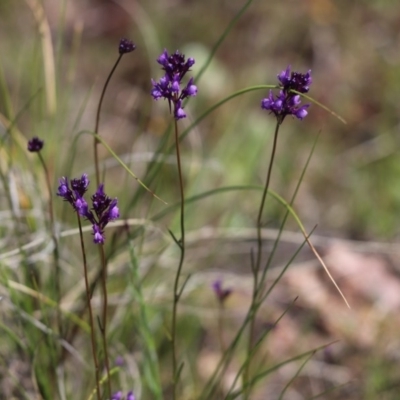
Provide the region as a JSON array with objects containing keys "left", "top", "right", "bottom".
[
  {"left": 38, "top": 152, "right": 63, "bottom": 338},
  {"left": 94, "top": 54, "right": 123, "bottom": 187},
  {"left": 244, "top": 119, "right": 281, "bottom": 397},
  {"left": 254, "top": 119, "right": 281, "bottom": 281},
  {"left": 76, "top": 214, "right": 101, "bottom": 400},
  {"left": 171, "top": 117, "right": 186, "bottom": 400},
  {"left": 100, "top": 244, "right": 112, "bottom": 398}
]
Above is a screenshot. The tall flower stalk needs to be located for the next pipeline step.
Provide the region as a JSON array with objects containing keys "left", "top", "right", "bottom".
[
  {"left": 57, "top": 174, "right": 119, "bottom": 399},
  {"left": 93, "top": 38, "right": 136, "bottom": 186},
  {"left": 243, "top": 66, "right": 312, "bottom": 397},
  {"left": 28, "top": 137, "right": 63, "bottom": 337},
  {"left": 151, "top": 49, "right": 197, "bottom": 399}
]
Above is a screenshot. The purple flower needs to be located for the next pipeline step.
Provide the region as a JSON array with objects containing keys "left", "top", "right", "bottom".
[
  {"left": 111, "top": 392, "right": 123, "bottom": 400},
  {"left": 57, "top": 175, "right": 119, "bottom": 244},
  {"left": 212, "top": 279, "right": 232, "bottom": 304},
  {"left": 27, "top": 137, "right": 44, "bottom": 152},
  {"left": 119, "top": 38, "right": 136, "bottom": 55},
  {"left": 261, "top": 65, "right": 312, "bottom": 122},
  {"left": 115, "top": 356, "right": 124, "bottom": 366},
  {"left": 151, "top": 49, "right": 197, "bottom": 120},
  {"left": 111, "top": 391, "right": 135, "bottom": 400}
]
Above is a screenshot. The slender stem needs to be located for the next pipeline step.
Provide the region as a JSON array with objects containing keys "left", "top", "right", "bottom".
[
  {"left": 244, "top": 119, "right": 281, "bottom": 397},
  {"left": 254, "top": 120, "right": 281, "bottom": 280},
  {"left": 217, "top": 302, "right": 225, "bottom": 355},
  {"left": 171, "top": 117, "right": 186, "bottom": 400},
  {"left": 38, "top": 152, "right": 62, "bottom": 338},
  {"left": 100, "top": 244, "right": 112, "bottom": 398},
  {"left": 94, "top": 54, "right": 123, "bottom": 186},
  {"left": 76, "top": 214, "right": 101, "bottom": 400}
]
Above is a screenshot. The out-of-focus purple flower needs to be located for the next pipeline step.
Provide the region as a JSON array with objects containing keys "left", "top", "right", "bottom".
[
  {"left": 57, "top": 175, "right": 119, "bottom": 244},
  {"left": 119, "top": 38, "right": 136, "bottom": 55},
  {"left": 115, "top": 356, "right": 124, "bottom": 366},
  {"left": 111, "top": 391, "right": 135, "bottom": 400},
  {"left": 261, "top": 65, "right": 312, "bottom": 122},
  {"left": 27, "top": 137, "right": 44, "bottom": 152},
  {"left": 126, "top": 392, "right": 135, "bottom": 400},
  {"left": 212, "top": 279, "right": 232, "bottom": 304},
  {"left": 111, "top": 392, "right": 123, "bottom": 400},
  {"left": 151, "top": 49, "right": 197, "bottom": 120}
]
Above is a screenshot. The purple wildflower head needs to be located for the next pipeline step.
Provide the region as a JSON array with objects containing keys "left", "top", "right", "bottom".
[
  {"left": 119, "top": 38, "right": 136, "bottom": 55},
  {"left": 27, "top": 137, "right": 44, "bottom": 152},
  {"left": 151, "top": 49, "right": 197, "bottom": 120},
  {"left": 212, "top": 279, "right": 232, "bottom": 304},
  {"left": 57, "top": 175, "right": 119, "bottom": 244},
  {"left": 262, "top": 65, "right": 312, "bottom": 122}
]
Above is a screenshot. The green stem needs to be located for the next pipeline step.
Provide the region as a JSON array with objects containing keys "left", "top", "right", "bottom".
[{"left": 171, "top": 117, "right": 186, "bottom": 400}]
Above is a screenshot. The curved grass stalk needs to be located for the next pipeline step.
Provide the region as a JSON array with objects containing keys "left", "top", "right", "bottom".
[
  {"left": 84, "top": 131, "right": 166, "bottom": 204},
  {"left": 292, "top": 90, "right": 347, "bottom": 124},
  {"left": 226, "top": 342, "right": 338, "bottom": 400}
]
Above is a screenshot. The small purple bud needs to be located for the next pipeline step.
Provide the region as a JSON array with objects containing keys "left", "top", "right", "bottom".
[
  {"left": 119, "top": 38, "right": 136, "bottom": 54},
  {"left": 74, "top": 196, "right": 88, "bottom": 216},
  {"left": 157, "top": 49, "right": 168, "bottom": 66},
  {"left": 27, "top": 137, "right": 44, "bottom": 152},
  {"left": 186, "top": 57, "right": 195, "bottom": 68},
  {"left": 212, "top": 279, "right": 232, "bottom": 304},
  {"left": 111, "top": 391, "right": 123, "bottom": 400},
  {"left": 126, "top": 392, "right": 135, "bottom": 400},
  {"left": 174, "top": 100, "right": 186, "bottom": 119},
  {"left": 57, "top": 177, "right": 70, "bottom": 198},
  {"left": 107, "top": 199, "right": 120, "bottom": 220},
  {"left": 295, "top": 105, "right": 309, "bottom": 120},
  {"left": 171, "top": 77, "right": 180, "bottom": 93},
  {"left": 93, "top": 224, "right": 104, "bottom": 244},
  {"left": 278, "top": 65, "right": 291, "bottom": 86}
]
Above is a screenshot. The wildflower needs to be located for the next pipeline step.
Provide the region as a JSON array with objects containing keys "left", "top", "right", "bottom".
[
  {"left": 151, "top": 49, "right": 197, "bottom": 119},
  {"left": 261, "top": 65, "right": 311, "bottom": 122},
  {"left": 115, "top": 356, "right": 124, "bottom": 366},
  {"left": 212, "top": 279, "right": 232, "bottom": 304},
  {"left": 27, "top": 137, "right": 44, "bottom": 152},
  {"left": 57, "top": 175, "right": 119, "bottom": 244},
  {"left": 111, "top": 391, "right": 135, "bottom": 400},
  {"left": 119, "top": 38, "right": 136, "bottom": 55}
]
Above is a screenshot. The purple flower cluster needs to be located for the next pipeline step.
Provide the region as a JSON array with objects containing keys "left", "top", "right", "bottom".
[
  {"left": 27, "top": 137, "right": 44, "bottom": 152},
  {"left": 119, "top": 38, "right": 136, "bottom": 55},
  {"left": 151, "top": 49, "right": 198, "bottom": 119},
  {"left": 212, "top": 279, "right": 232, "bottom": 304},
  {"left": 57, "top": 174, "right": 119, "bottom": 244},
  {"left": 261, "top": 66, "right": 312, "bottom": 122},
  {"left": 111, "top": 391, "right": 135, "bottom": 400}
]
